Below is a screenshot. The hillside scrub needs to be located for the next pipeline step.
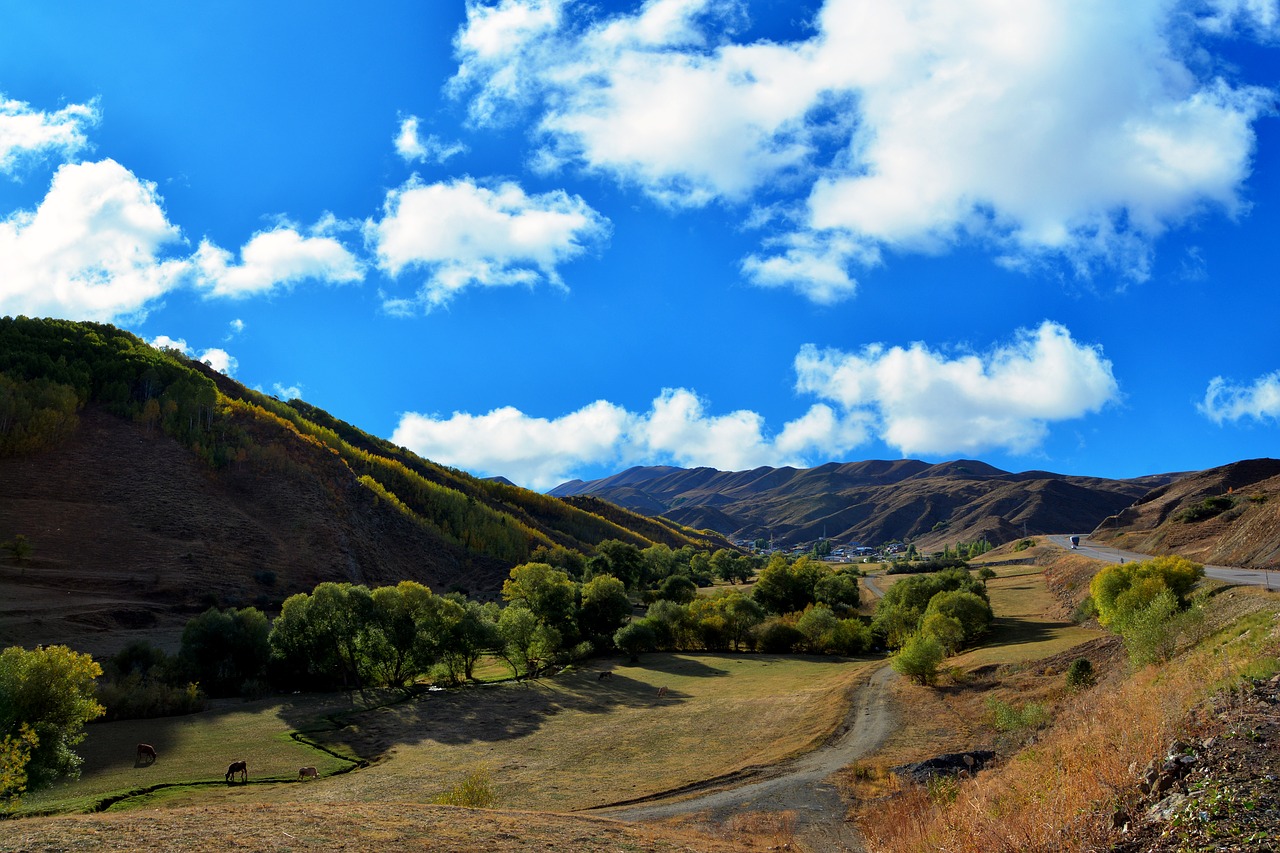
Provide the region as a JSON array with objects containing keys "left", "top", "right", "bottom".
[{"left": 857, "top": 569, "right": 1279, "bottom": 852}]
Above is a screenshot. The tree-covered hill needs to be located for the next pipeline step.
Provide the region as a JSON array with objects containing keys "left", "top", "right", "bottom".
[{"left": 0, "top": 317, "right": 729, "bottom": 653}]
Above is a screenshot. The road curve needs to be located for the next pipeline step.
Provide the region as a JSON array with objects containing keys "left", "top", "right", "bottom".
[
  {"left": 593, "top": 662, "right": 899, "bottom": 852},
  {"left": 1046, "top": 534, "right": 1280, "bottom": 590}
]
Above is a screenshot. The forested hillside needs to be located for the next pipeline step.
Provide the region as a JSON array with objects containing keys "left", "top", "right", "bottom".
[{"left": 0, "top": 317, "right": 728, "bottom": 653}]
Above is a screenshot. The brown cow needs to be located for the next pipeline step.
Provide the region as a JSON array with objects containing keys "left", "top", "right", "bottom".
[
  {"left": 298, "top": 766, "right": 318, "bottom": 780},
  {"left": 136, "top": 743, "right": 157, "bottom": 764},
  {"left": 225, "top": 760, "right": 248, "bottom": 783},
  {"left": 656, "top": 686, "right": 669, "bottom": 699},
  {"left": 597, "top": 671, "right": 613, "bottom": 681}
]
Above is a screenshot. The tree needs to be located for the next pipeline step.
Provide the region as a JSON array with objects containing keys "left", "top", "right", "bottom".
[
  {"left": 923, "top": 590, "right": 993, "bottom": 644},
  {"left": 0, "top": 645, "right": 104, "bottom": 798},
  {"left": 594, "top": 540, "right": 647, "bottom": 590},
  {"left": 497, "top": 605, "right": 561, "bottom": 679},
  {"left": 1089, "top": 556, "right": 1204, "bottom": 628},
  {"left": 614, "top": 620, "right": 658, "bottom": 661},
  {"left": 654, "top": 574, "right": 697, "bottom": 604},
  {"left": 578, "top": 574, "right": 632, "bottom": 649},
  {"left": 366, "top": 581, "right": 452, "bottom": 688},
  {"left": 178, "top": 606, "right": 270, "bottom": 696},
  {"left": 891, "top": 633, "right": 944, "bottom": 686},
  {"left": 1, "top": 534, "right": 32, "bottom": 563},
  {"left": 502, "top": 563, "right": 579, "bottom": 641},
  {"left": 815, "top": 571, "right": 861, "bottom": 614},
  {"left": 438, "top": 596, "right": 500, "bottom": 684},
  {"left": 920, "top": 612, "right": 965, "bottom": 655}
]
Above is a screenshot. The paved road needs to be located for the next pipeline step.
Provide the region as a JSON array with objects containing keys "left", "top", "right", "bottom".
[{"left": 1046, "top": 534, "right": 1279, "bottom": 591}]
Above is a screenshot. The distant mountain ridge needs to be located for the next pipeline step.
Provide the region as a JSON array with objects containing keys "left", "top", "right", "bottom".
[{"left": 552, "top": 461, "right": 1178, "bottom": 549}]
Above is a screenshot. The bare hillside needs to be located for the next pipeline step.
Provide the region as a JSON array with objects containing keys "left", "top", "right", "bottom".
[{"left": 1091, "top": 457, "right": 1280, "bottom": 567}]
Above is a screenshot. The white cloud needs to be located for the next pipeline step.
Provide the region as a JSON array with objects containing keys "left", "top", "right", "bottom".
[
  {"left": 273, "top": 382, "right": 303, "bottom": 400},
  {"left": 393, "top": 399, "right": 634, "bottom": 490},
  {"left": 394, "top": 115, "right": 468, "bottom": 163},
  {"left": 228, "top": 318, "right": 245, "bottom": 336},
  {"left": 391, "top": 388, "right": 869, "bottom": 490},
  {"left": 0, "top": 95, "right": 99, "bottom": 175},
  {"left": 1199, "top": 371, "right": 1280, "bottom": 423},
  {"left": 0, "top": 159, "right": 188, "bottom": 322},
  {"left": 150, "top": 335, "right": 190, "bottom": 354},
  {"left": 193, "top": 225, "right": 362, "bottom": 298},
  {"left": 197, "top": 347, "right": 238, "bottom": 375},
  {"left": 453, "top": 0, "right": 1273, "bottom": 300},
  {"left": 794, "top": 321, "right": 1120, "bottom": 455},
  {"left": 365, "top": 176, "right": 609, "bottom": 311}
]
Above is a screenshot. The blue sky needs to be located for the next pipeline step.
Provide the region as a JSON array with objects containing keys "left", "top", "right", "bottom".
[{"left": 1, "top": 0, "right": 1278, "bottom": 491}]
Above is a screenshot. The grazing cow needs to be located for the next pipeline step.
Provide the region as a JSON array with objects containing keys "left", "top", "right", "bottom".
[
  {"left": 656, "top": 686, "right": 669, "bottom": 699},
  {"left": 298, "top": 766, "right": 318, "bottom": 780},
  {"left": 136, "top": 743, "right": 157, "bottom": 764},
  {"left": 225, "top": 760, "right": 248, "bottom": 783},
  {"left": 597, "top": 671, "right": 613, "bottom": 681}
]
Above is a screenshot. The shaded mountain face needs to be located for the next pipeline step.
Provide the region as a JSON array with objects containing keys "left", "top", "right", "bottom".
[
  {"left": 1091, "top": 458, "right": 1280, "bottom": 568},
  {"left": 553, "top": 460, "right": 1175, "bottom": 550},
  {"left": 0, "top": 317, "right": 728, "bottom": 654}
]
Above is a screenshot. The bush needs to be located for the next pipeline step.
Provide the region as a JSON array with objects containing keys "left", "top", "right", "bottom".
[
  {"left": 1012, "top": 538, "right": 1036, "bottom": 552},
  {"left": 1065, "top": 658, "right": 1095, "bottom": 690},
  {"left": 96, "top": 678, "right": 205, "bottom": 721},
  {"left": 433, "top": 768, "right": 496, "bottom": 808},
  {"left": 756, "top": 619, "right": 804, "bottom": 653},
  {"left": 1176, "top": 495, "right": 1235, "bottom": 523},
  {"left": 892, "top": 633, "right": 944, "bottom": 686},
  {"left": 1089, "top": 556, "right": 1203, "bottom": 627},
  {"left": 986, "top": 697, "right": 1050, "bottom": 732}
]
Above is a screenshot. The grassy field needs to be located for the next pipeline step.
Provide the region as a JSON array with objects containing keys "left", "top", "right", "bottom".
[
  {"left": 278, "top": 654, "right": 874, "bottom": 813},
  {"left": 18, "top": 693, "right": 361, "bottom": 815},
  {"left": 16, "top": 653, "right": 872, "bottom": 818},
  {"left": 950, "top": 565, "right": 1103, "bottom": 668}
]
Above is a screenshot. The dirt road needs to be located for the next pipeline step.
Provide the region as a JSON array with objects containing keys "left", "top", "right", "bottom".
[{"left": 594, "top": 662, "right": 899, "bottom": 852}]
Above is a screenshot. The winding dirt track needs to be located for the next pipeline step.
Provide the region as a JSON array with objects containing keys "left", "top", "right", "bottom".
[{"left": 593, "top": 663, "right": 899, "bottom": 852}]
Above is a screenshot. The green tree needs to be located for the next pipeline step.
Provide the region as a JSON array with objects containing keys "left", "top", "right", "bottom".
[
  {"left": 1, "top": 534, "right": 32, "bottom": 563},
  {"left": 1089, "top": 556, "right": 1204, "bottom": 628},
  {"left": 920, "top": 611, "right": 965, "bottom": 655},
  {"left": 923, "top": 590, "right": 993, "bottom": 645},
  {"left": 654, "top": 574, "right": 698, "bottom": 604},
  {"left": 891, "top": 633, "right": 944, "bottom": 686},
  {"left": 814, "top": 571, "right": 861, "bottom": 614},
  {"left": 645, "top": 599, "right": 693, "bottom": 650},
  {"left": 497, "top": 605, "right": 561, "bottom": 679},
  {"left": 502, "top": 563, "right": 579, "bottom": 641},
  {"left": 178, "top": 606, "right": 270, "bottom": 696},
  {"left": 614, "top": 620, "right": 658, "bottom": 661},
  {"left": 594, "top": 540, "right": 647, "bottom": 590},
  {"left": 578, "top": 574, "right": 632, "bottom": 649},
  {"left": 366, "top": 581, "right": 452, "bottom": 688},
  {"left": 0, "top": 645, "right": 104, "bottom": 797},
  {"left": 437, "top": 597, "right": 500, "bottom": 684}
]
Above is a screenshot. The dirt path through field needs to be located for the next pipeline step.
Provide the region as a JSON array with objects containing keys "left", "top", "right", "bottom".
[{"left": 593, "top": 662, "right": 898, "bottom": 852}]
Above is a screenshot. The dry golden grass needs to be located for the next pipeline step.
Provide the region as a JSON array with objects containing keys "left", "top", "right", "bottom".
[
  {"left": 855, "top": 583, "right": 1280, "bottom": 853},
  {"left": 0, "top": 802, "right": 770, "bottom": 852},
  {"left": 281, "top": 653, "right": 871, "bottom": 813}
]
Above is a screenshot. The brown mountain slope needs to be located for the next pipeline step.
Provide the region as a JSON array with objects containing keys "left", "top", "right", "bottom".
[
  {"left": 1091, "top": 457, "right": 1280, "bottom": 567},
  {"left": 556, "top": 461, "right": 1173, "bottom": 549},
  {"left": 0, "top": 406, "right": 503, "bottom": 656}
]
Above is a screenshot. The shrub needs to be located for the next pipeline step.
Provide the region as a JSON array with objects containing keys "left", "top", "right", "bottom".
[
  {"left": 756, "top": 619, "right": 804, "bottom": 653},
  {"left": 433, "top": 768, "right": 496, "bottom": 808},
  {"left": 1089, "top": 556, "right": 1203, "bottom": 627},
  {"left": 986, "top": 697, "right": 1050, "bottom": 732},
  {"left": 1176, "top": 495, "right": 1235, "bottom": 523},
  {"left": 1065, "top": 658, "right": 1095, "bottom": 690},
  {"left": 920, "top": 612, "right": 965, "bottom": 655},
  {"left": 1012, "top": 538, "right": 1036, "bottom": 552},
  {"left": 892, "top": 633, "right": 944, "bottom": 686}
]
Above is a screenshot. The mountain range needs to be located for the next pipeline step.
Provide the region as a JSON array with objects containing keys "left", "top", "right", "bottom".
[{"left": 551, "top": 461, "right": 1178, "bottom": 550}]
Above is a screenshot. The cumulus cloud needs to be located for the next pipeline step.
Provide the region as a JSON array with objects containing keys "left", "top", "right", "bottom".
[
  {"left": 0, "top": 95, "right": 99, "bottom": 175},
  {"left": 794, "top": 321, "right": 1120, "bottom": 455},
  {"left": 193, "top": 225, "right": 362, "bottom": 298},
  {"left": 150, "top": 335, "right": 190, "bottom": 353},
  {"left": 452, "top": 0, "right": 1273, "bottom": 300},
  {"left": 273, "top": 382, "right": 303, "bottom": 400},
  {"left": 1199, "top": 371, "right": 1280, "bottom": 423},
  {"left": 197, "top": 347, "right": 238, "bottom": 375},
  {"left": 0, "top": 159, "right": 188, "bottom": 322},
  {"left": 394, "top": 115, "right": 468, "bottom": 163},
  {"left": 391, "top": 388, "right": 869, "bottom": 490},
  {"left": 365, "top": 176, "right": 609, "bottom": 311}
]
